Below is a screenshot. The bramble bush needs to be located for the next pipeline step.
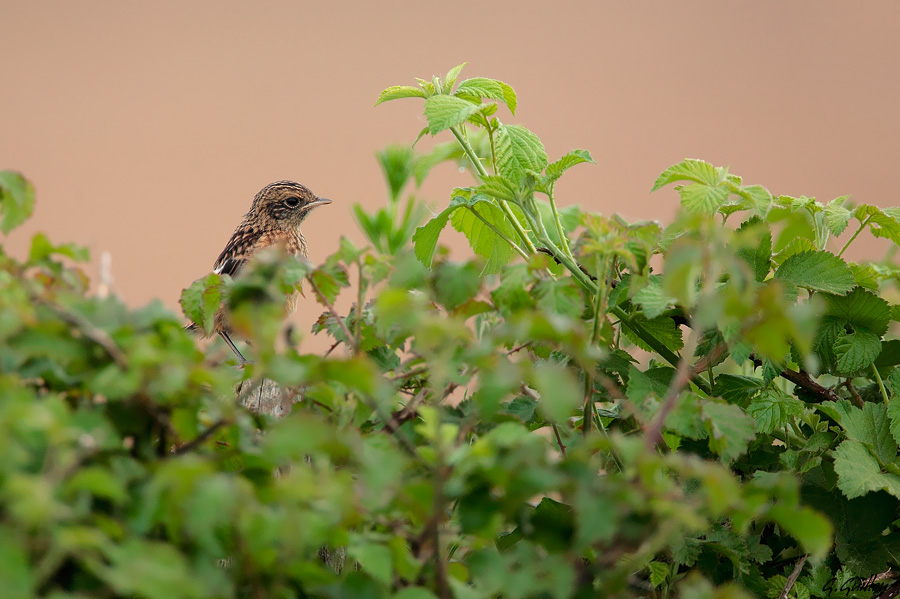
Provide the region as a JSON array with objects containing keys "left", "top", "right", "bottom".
[{"left": 2, "top": 64, "right": 900, "bottom": 598}]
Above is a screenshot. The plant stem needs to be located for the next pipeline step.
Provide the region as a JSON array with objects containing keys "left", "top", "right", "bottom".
[
  {"left": 466, "top": 206, "right": 529, "bottom": 260},
  {"left": 449, "top": 125, "right": 536, "bottom": 254},
  {"left": 837, "top": 215, "right": 871, "bottom": 258},
  {"left": 547, "top": 183, "right": 574, "bottom": 259},
  {"left": 872, "top": 364, "right": 890, "bottom": 403}
]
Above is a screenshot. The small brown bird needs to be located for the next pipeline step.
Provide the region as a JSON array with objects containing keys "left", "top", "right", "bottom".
[{"left": 189, "top": 180, "right": 332, "bottom": 363}]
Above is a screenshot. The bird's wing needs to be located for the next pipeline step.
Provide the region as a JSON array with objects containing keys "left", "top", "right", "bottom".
[{"left": 213, "top": 225, "right": 258, "bottom": 277}]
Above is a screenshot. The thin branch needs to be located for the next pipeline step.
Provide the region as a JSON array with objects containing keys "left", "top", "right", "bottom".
[
  {"left": 172, "top": 419, "right": 230, "bottom": 456},
  {"left": 777, "top": 554, "right": 807, "bottom": 599},
  {"left": 33, "top": 295, "right": 127, "bottom": 367},
  {"left": 324, "top": 340, "right": 342, "bottom": 357},
  {"left": 507, "top": 341, "right": 533, "bottom": 355},
  {"left": 777, "top": 367, "right": 841, "bottom": 403},
  {"left": 644, "top": 333, "right": 703, "bottom": 450},
  {"left": 388, "top": 366, "right": 430, "bottom": 383},
  {"left": 307, "top": 276, "right": 354, "bottom": 349}
]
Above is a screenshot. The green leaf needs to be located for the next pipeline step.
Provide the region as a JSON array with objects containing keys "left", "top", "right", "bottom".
[
  {"left": 444, "top": 62, "right": 468, "bottom": 91},
  {"left": 348, "top": 542, "right": 393, "bottom": 586},
  {"left": 632, "top": 277, "right": 676, "bottom": 319},
  {"left": 736, "top": 184, "right": 773, "bottom": 215},
  {"left": 534, "top": 278, "right": 584, "bottom": 319},
  {"left": 450, "top": 196, "right": 518, "bottom": 274},
  {"left": 374, "top": 85, "right": 426, "bottom": 106},
  {"left": 424, "top": 95, "right": 483, "bottom": 134},
  {"left": 767, "top": 505, "right": 833, "bottom": 560},
  {"left": 622, "top": 314, "right": 684, "bottom": 353},
  {"left": 0, "top": 171, "right": 36, "bottom": 233},
  {"left": 101, "top": 539, "right": 202, "bottom": 599},
  {"left": 735, "top": 217, "right": 772, "bottom": 283},
  {"left": 412, "top": 206, "right": 459, "bottom": 268},
  {"left": 774, "top": 250, "right": 855, "bottom": 294},
  {"left": 651, "top": 159, "right": 723, "bottom": 191},
  {"left": 179, "top": 273, "right": 224, "bottom": 335},
  {"left": 823, "top": 286, "right": 891, "bottom": 337},
  {"left": 0, "top": 528, "right": 34, "bottom": 598},
  {"left": 849, "top": 262, "right": 879, "bottom": 291},
  {"left": 455, "top": 77, "right": 517, "bottom": 114},
  {"left": 532, "top": 361, "right": 581, "bottom": 422},
  {"left": 747, "top": 389, "right": 804, "bottom": 434},
  {"left": 713, "top": 374, "right": 764, "bottom": 406},
  {"left": 889, "top": 396, "right": 900, "bottom": 448},
  {"left": 833, "top": 329, "right": 882, "bottom": 375},
  {"left": 544, "top": 149, "right": 595, "bottom": 184},
  {"left": 676, "top": 182, "right": 731, "bottom": 215},
  {"left": 856, "top": 204, "right": 900, "bottom": 246},
  {"left": 824, "top": 198, "right": 852, "bottom": 236},
  {"left": 772, "top": 237, "right": 817, "bottom": 266},
  {"left": 433, "top": 261, "right": 481, "bottom": 311},
  {"left": 28, "top": 232, "right": 90, "bottom": 263},
  {"left": 475, "top": 175, "right": 518, "bottom": 202},
  {"left": 648, "top": 561, "right": 669, "bottom": 588},
  {"left": 833, "top": 439, "right": 900, "bottom": 499},
  {"left": 840, "top": 402, "right": 897, "bottom": 464},
  {"left": 701, "top": 401, "right": 756, "bottom": 462},
  {"left": 495, "top": 124, "right": 548, "bottom": 184}
]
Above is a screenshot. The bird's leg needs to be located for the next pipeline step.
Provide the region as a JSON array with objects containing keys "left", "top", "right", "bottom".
[{"left": 219, "top": 331, "right": 251, "bottom": 364}]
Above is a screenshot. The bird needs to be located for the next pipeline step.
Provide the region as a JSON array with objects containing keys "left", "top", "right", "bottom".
[{"left": 187, "top": 180, "right": 332, "bottom": 363}]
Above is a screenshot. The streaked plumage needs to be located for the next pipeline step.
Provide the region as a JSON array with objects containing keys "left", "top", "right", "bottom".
[{"left": 188, "top": 180, "right": 332, "bottom": 362}]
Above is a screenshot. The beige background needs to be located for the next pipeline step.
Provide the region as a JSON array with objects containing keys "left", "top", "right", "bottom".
[{"left": 3, "top": 1, "right": 899, "bottom": 348}]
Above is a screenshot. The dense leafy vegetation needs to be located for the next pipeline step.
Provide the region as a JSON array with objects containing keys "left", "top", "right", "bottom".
[{"left": 3, "top": 64, "right": 900, "bottom": 598}]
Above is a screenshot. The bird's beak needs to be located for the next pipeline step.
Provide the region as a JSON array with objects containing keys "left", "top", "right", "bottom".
[{"left": 308, "top": 197, "right": 332, "bottom": 208}]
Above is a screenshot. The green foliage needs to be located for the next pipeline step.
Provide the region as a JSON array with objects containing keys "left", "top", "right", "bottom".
[{"left": 3, "top": 65, "right": 900, "bottom": 598}]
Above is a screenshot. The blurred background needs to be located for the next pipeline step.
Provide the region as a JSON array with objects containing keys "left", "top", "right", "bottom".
[{"left": 3, "top": 1, "right": 899, "bottom": 349}]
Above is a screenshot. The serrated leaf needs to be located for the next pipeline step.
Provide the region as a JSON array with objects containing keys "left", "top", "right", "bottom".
[
  {"left": 841, "top": 402, "right": 897, "bottom": 463},
  {"left": 774, "top": 250, "right": 855, "bottom": 294},
  {"left": 648, "top": 562, "right": 669, "bottom": 588},
  {"left": 374, "top": 85, "right": 426, "bottom": 106},
  {"left": 735, "top": 217, "right": 772, "bottom": 283},
  {"left": 747, "top": 389, "right": 804, "bottom": 434},
  {"left": 411, "top": 207, "right": 458, "bottom": 269},
  {"left": 0, "top": 171, "right": 36, "bottom": 234},
  {"left": 772, "top": 237, "right": 817, "bottom": 266},
  {"left": 676, "top": 182, "right": 731, "bottom": 215},
  {"left": 824, "top": 199, "right": 852, "bottom": 236},
  {"left": 823, "top": 286, "right": 891, "bottom": 336},
  {"left": 736, "top": 184, "right": 773, "bottom": 215},
  {"left": 444, "top": 62, "right": 468, "bottom": 92},
  {"left": 622, "top": 313, "right": 684, "bottom": 354},
  {"left": 544, "top": 149, "right": 595, "bottom": 184},
  {"left": 423, "top": 95, "right": 483, "bottom": 134},
  {"left": 495, "top": 124, "right": 548, "bottom": 185},
  {"left": 651, "top": 159, "right": 722, "bottom": 191},
  {"left": 454, "top": 77, "right": 517, "bottom": 114},
  {"left": 449, "top": 196, "right": 517, "bottom": 274},
  {"left": 632, "top": 277, "right": 676, "bottom": 319},
  {"left": 713, "top": 374, "right": 764, "bottom": 406},
  {"left": 701, "top": 401, "right": 756, "bottom": 462},
  {"left": 889, "top": 396, "right": 900, "bottom": 447},
  {"left": 833, "top": 329, "right": 882, "bottom": 375},
  {"left": 180, "top": 273, "right": 224, "bottom": 335},
  {"left": 833, "top": 439, "right": 900, "bottom": 499},
  {"left": 475, "top": 175, "right": 518, "bottom": 202},
  {"left": 849, "top": 262, "right": 879, "bottom": 290}
]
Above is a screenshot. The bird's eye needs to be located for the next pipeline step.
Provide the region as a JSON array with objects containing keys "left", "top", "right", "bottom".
[{"left": 283, "top": 197, "right": 301, "bottom": 208}]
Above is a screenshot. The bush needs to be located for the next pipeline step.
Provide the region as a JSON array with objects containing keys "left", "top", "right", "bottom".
[{"left": 2, "top": 65, "right": 900, "bottom": 598}]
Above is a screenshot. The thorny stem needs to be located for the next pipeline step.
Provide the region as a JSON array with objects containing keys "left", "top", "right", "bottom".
[
  {"left": 777, "top": 555, "right": 808, "bottom": 599},
  {"left": 354, "top": 260, "right": 365, "bottom": 354}
]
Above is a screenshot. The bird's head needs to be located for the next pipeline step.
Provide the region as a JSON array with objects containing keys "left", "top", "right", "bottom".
[{"left": 253, "top": 180, "right": 332, "bottom": 228}]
